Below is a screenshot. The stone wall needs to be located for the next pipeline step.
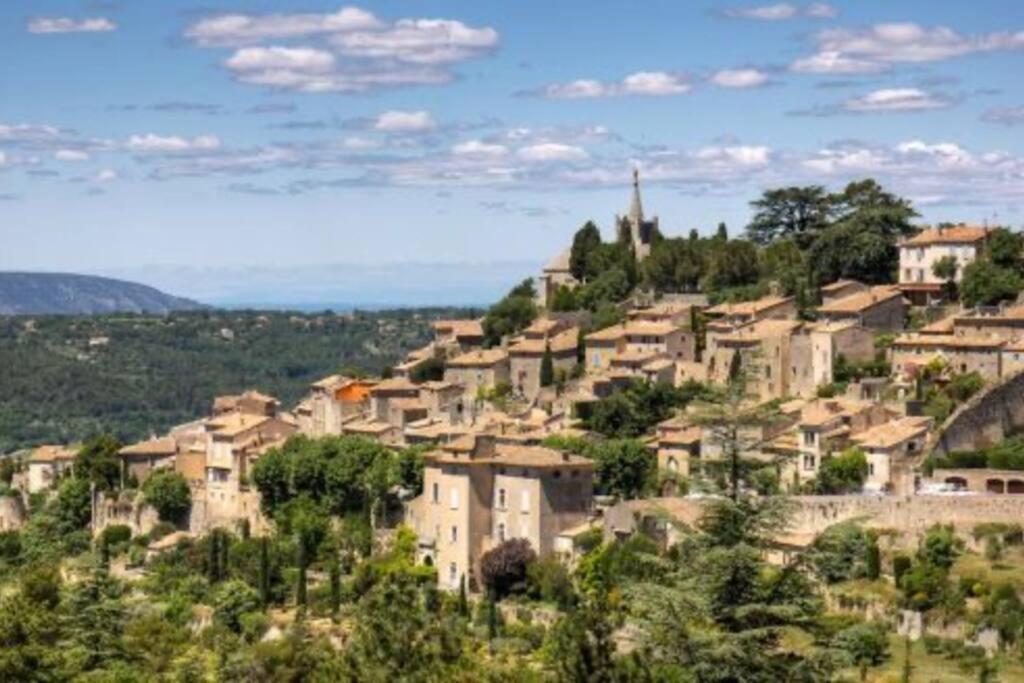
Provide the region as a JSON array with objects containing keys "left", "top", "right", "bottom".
[
  {"left": 617, "top": 494, "right": 1024, "bottom": 549},
  {"left": 930, "top": 369, "right": 1024, "bottom": 457},
  {"left": 0, "top": 494, "right": 26, "bottom": 531}
]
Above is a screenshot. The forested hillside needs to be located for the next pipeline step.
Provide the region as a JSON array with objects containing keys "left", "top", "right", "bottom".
[{"left": 0, "top": 309, "right": 468, "bottom": 452}]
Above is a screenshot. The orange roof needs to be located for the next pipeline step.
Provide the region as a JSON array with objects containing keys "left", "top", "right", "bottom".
[
  {"left": 818, "top": 286, "right": 904, "bottom": 314},
  {"left": 509, "top": 327, "right": 579, "bottom": 355},
  {"left": 852, "top": 416, "right": 932, "bottom": 450},
  {"left": 706, "top": 295, "right": 793, "bottom": 318},
  {"left": 447, "top": 348, "right": 509, "bottom": 367},
  {"left": 433, "top": 319, "right": 484, "bottom": 338},
  {"left": 901, "top": 225, "right": 989, "bottom": 247},
  {"left": 120, "top": 436, "right": 177, "bottom": 457},
  {"left": 29, "top": 445, "right": 77, "bottom": 463},
  {"left": 892, "top": 333, "right": 1004, "bottom": 350}
]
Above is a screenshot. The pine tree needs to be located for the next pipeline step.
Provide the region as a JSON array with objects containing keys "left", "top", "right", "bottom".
[
  {"left": 540, "top": 343, "right": 555, "bottom": 388},
  {"left": 486, "top": 591, "right": 498, "bottom": 641}
]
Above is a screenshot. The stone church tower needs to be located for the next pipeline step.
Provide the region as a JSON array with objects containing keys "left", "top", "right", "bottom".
[{"left": 615, "top": 169, "right": 659, "bottom": 260}]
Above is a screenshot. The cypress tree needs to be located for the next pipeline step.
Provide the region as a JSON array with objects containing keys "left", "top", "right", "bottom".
[
  {"left": 458, "top": 574, "right": 468, "bottom": 617},
  {"left": 329, "top": 555, "right": 341, "bottom": 620},
  {"left": 259, "top": 536, "right": 271, "bottom": 607},
  {"left": 540, "top": 343, "right": 555, "bottom": 387},
  {"left": 207, "top": 531, "right": 220, "bottom": 584},
  {"left": 296, "top": 542, "right": 308, "bottom": 611},
  {"left": 487, "top": 590, "right": 498, "bottom": 641},
  {"left": 219, "top": 532, "right": 230, "bottom": 581},
  {"left": 866, "top": 538, "right": 881, "bottom": 580}
]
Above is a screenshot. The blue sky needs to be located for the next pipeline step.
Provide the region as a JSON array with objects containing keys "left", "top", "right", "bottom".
[{"left": 2, "top": 1, "right": 1023, "bottom": 303}]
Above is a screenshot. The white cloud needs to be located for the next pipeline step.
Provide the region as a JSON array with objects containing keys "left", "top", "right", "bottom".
[
  {"left": 343, "top": 136, "right": 380, "bottom": 150},
  {"left": 55, "top": 149, "right": 90, "bottom": 161},
  {"left": 790, "top": 50, "right": 888, "bottom": 74},
  {"left": 896, "top": 140, "right": 973, "bottom": 167},
  {"left": 332, "top": 19, "right": 498, "bottom": 65},
  {"left": 540, "top": 71, "right": 689, "bottom": 98},
  {"left": 724, "top": 3, "right": 836, "bottom": 20},
  {"left": 517, "top": 143, "right": 588, "bottom": 162},
  {"left": 843, "top": 88, "right": 952, "bottom": 112},
  {"left": 452, "top": 140, "right": 509, "bottom": 157},
  {"left": 621, "top": 71, "right": 691, "bottom": 96},
  {"left": 372, "top": 110, "right": 436, "bottom": 133},
  {"left": 225, "top": 46, "right": 336, "bottom": 72},
  {"left": 692, "top": 145, "right": 771, "bottom": 166},
  {"left": 711, "top": 68, "right": 769, "bottom": 88},
  {"left": 126, "top": 134, "right": 222, "bottom": 153},
  {"left": 95, "top": 169, "right": 118, "bottom": 182},
  {"left": 28, "top": 17, "right": 116, "bottom": 34},
  {"left": 185, "top": 8, "right": 380, "bottom": 46},
  {"left": 794, "top": 22, "right": 1024, "bottom": 74}
]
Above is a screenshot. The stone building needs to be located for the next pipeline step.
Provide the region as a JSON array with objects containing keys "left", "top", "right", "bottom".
[
  {"left": 898, "top": 225, "right": 989, "bottom": 305},
  {"left": 298, "top": 376, "right": 375, "bottom": 437},
  {"left": 26, "top": 445, "right": 77, "bottom": 494},
  {"left": 851, "top": 416, "right": 932, "bottom": 494},
  {"left": 890, "top": 334, "right": 1005, "bottom": 382},
  {"left": 584, "top": 321, "right": 694, "bottom": 372},
  {"left": 816, "top": 285, "right": 907, "bottom": 332},
  {"left": 406, "top": 434, "right": 594, "bottom": 591},
  {"left": 444, "top": 348, "right": 511, "bottom": 400},
  {"left": 118, "top": 436, "right": 178, "bottom": 484},
  {"left": 508, "top": 326, "right": 579, "bottom": 400},
  {"left": 820, "top": 280, "right": 869, "bottom": 305},
  {"left": 615, "top": 169, "right": 659, "bottom": 261}
]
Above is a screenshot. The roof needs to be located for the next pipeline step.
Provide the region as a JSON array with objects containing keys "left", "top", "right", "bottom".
[
  {"left": 901, "top": 225, "right": 989, "bottom": 247},
  {"left": 799, "top": 399, "right": 870, "bottom": 428},
  {"left": 446, "top": 348, "right": 509, "bottom": 367},
  {"left": 390, "top": 397, "right": 429, "bottom": 413},
  {"left": 818, "top": 286, "right": 904, "bottom": 315},
  {"left": 892, "top": 333, "right": 1005, "bottom": 350},
  {"left": 29, "top": 445, "right": 77, "bottom": 463},
  {"left": 433, "top": 319, "right": 484, "bottom": 338},
  {"left": 706, "top": 295, "right": 793, "bottom": 318},
  {"left": 628, "top": 300, "right": 694, "bottom": 320},
  {"left": 716, "top": 318, "right": 804, "bottom": 343},
  {"left": 610, "top": 349, "right": 661, "bottom": 365},
  {"left": 919, "top": 314, "right": 958, "bottom": 335},
  {"left": 369, "top": 377, "right": 419, "bottom": 394},
  {"left": 206, "top": 412, "right": 273, "bottom": 438},
  {"left": 310, "top": 374, "right": 344, "bottom": 390},
  {"left": 523, "top": 318, "right": 561, "bottom": 336},
  {"left": 427, "top": 443, "right": 594, "bottom": 469},
  {"left": 120, "top": 436, "right": 177, "bottom": 457},
  {"left": 955, "top": 304, "right": 1024, "bottom": 324},
  {"left": 343, "top": 420, "right": 397, "bottom": 435},
  {"left": 544, "top": 247, "right": 572, "bottom": 273},
  {"left": 820, "top": 279, "right": 865, "bottom": 294},
  {"left": 585, "top": 321, "right": 678, "bottom": 342},
  {"left": 660, "top": 425, "right": 701, "bottom": 446},
  {"left": 509, "top": 327, "right": 579, "bottom": 355},
  {"left": 852, "top": 416, "right": 933, "bottom": 450}
]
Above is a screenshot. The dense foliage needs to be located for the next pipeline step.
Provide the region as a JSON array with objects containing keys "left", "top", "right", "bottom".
[{"left": 0, "top": 309, "right": 458, "bottom": 453}]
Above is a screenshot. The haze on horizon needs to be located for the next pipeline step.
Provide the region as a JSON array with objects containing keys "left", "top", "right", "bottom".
[{"left": 2, "top": 0, "right": 1023, "bottom": 304}]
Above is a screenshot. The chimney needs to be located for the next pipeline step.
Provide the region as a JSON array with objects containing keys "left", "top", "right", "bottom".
[{"left": 473, "top": 433, "right": 497, "bottom": 459}]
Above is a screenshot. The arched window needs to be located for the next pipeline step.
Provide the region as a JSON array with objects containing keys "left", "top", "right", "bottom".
[{"left": 497, "top": 523, "right": 506, "bottom": 542}]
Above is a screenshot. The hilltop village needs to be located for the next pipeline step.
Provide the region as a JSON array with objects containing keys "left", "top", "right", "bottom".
[{"left": 8, "top": 175, "right": 1024, "bottom": 679}]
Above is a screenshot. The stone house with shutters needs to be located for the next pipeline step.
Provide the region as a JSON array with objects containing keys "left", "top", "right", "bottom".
[{"left": 405, "top": 434, "right": 594, "bottom": 591}]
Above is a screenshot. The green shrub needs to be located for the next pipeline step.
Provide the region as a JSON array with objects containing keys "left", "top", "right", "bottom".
[{"left": 100, "top": 524, "right": 132, "bottom": 549}]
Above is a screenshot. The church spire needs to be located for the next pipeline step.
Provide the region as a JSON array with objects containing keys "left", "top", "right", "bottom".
[{"left": 629, "top": 167, "right": 644, "bottom": 223}]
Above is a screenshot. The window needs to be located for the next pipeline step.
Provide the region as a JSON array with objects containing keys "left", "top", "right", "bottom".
[
  {"left": 497, "top": 523, "right": 506, "bottom": 542},
  {"left": 868, "top": 463, "right": 875, "bottom": 476},
  {"left": 803, "top": 430, "right": 815, "bottom": 447},
  {"left": 450, "top": 525, "right": 458, "bottom": 543},
  {"left": 803, "top": 454, "right": 816, "bottom": 471},
  {"left": 431, "top": 482, "right": 439, "bottom": 504},
  {"left": 667, "top": 456, "right": 678, "bottom": 472},
  {"left": 450, "top": 488, "right": 459, "bottom": 510},
  {"left": 449, "top": 563, "right": 458, "bottom": 587},
  {"left": 520, "top": 490, "right": 530, "bottom": 512},
  {"left": 497, "top": 488, "right": 506, "bottom": 509}
]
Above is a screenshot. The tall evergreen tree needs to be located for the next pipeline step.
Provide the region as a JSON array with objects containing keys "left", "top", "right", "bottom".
[{"left": 540, "top": 343, "right": 555, "bottom": 388}]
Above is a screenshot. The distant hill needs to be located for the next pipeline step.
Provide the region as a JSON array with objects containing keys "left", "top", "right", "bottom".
[{"left": 0, "top": 272, "right": 205, "bottom": 315}]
